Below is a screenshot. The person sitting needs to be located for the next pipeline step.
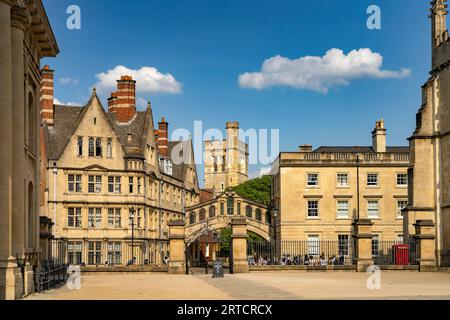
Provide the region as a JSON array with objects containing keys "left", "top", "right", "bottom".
[{"left": 304, "top": 254, "right": 310, "bottom": 265}]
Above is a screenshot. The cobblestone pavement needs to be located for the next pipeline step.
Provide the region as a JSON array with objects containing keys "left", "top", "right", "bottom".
[{"left": 26, "top": 271, "right": 450, "bottom": 300}]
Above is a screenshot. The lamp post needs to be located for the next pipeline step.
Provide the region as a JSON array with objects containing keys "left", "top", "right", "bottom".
[
  {"left": 130, "top": 207, "right": 135, "bottom": 264},
  {"left": 272, "top": 208, "right": 279, "bottom": 264}
]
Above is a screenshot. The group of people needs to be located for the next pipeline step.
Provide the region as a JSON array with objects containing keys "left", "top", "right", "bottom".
[
  {"left": 281, "top": 253, "right": 346, "bottom": 266},
  {"left": 248, "top": 252, "right": 347, "bottom": 266}
]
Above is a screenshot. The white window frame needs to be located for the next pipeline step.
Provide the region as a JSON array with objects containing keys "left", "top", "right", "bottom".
[
  {"left": 367, "top": 200, "right": 379, "bottom": 219},
  {"left": 307, "top": 173, "right": 319, "bottom": 187},
  {"left": 396, "top": 173, "right": 408, "bottom": 187},
  {"left": 336, "top": 200, "right": 349, "bottom": 219},
  {"left": 396, "top": 200, "right": 408, "bottom": 219},
  {"left": 68, "top": 207, "right": 82, "bottom": 228},
  {"left": 336, "top": 173, "right": 349, "bottom": 187},
  {"left": 307, "top": 235, "right": 320, "bottom": 256},
  {"left": 307, "top": 200, "right": 319, "bottom": 218},
  {"left": 367, "top": 173, "right": 379, "bottom": 187}
]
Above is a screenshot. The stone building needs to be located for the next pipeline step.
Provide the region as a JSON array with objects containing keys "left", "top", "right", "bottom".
[
  {"left": 0, "top": 0, "right": 58, "bottom": 299},
  {"left": 405, "top": 0, "right": 450, "bottom": 266},
  {"left": 40, "top": 73, "right": 200, "bottom": 267},
  {"left": 272, "top": 121, "right": 410, "bottom": 250},
  {"left": 184, "top": 190, "right": 270, "bottom": 266},
  {"left": 204, "top": 122, "right": 248, "bottom": 193}
]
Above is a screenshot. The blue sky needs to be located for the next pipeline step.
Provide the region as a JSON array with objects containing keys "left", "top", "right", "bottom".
[{"left": 42, "top": 0, "right": 432, "bottom": 185}]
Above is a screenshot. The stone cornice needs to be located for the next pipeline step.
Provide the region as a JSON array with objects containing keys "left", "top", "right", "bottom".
[{"left": 10, "top": 6, "right": 30, "bottom": 31}]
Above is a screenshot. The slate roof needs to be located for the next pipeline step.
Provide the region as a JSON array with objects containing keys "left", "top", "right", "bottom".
[
  {"left": 313, "top": 146, "right": 409, "bottom": 153},
  {"left": 43, "top": 93, "right": 196, "bottom": 185},
  {"left": 45, "top": 105, "right": 85, "bottom": 160}
]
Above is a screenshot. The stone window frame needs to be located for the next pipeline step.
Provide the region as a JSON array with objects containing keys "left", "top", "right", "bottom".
[
  {"left": 88, "top": 241, "right": 102, "bottom": 265},
  {"left": 396, "top": 173, "right": 408, "bottom": 188},
  {"left": 77, "top": 136, "right": 83, "bottom": 157},
  {"left": 106, "top": 138, "right": 113, "bottom": 158},
  {"left": 367, "top": 200, "right": 380, "bottom": 219},
  {"left": 88, "top": 175, "right": 102, "bottom": 193},
  {"left": 68, "top": 174, "right": 82, "bottom": 193},
  {"left": 88, "top": 207, "right": 102, "bottom": 228},
  {"left": 366, "top": 173, "right": 379, "bottom": 188},
  {"left": 306, "top": 200, "right": 320, "bottom": 219},
  {"left": 336, "top": 200, "right": 350, "bottom": 219},
  {"left": 306, "top": 173, "right": 320, "bottom": 188},
  {"left": 68, "top": 207, "right": 82, "bottom": 228},
  {"left": 396, "top": 199, "right": 408, "bottom": 219},
  {"left": 108, "top": 208, "right": 122, "bottom": 228},
  {"left": 336, "top": 173, "right": 349, "bottom": 188}
]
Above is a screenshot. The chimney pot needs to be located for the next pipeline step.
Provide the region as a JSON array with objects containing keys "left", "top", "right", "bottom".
[
  {"left": 299, "top": 144, "right": 313, "bottom": 152},
  {"left": 40, "top": 65, "right": 55, "bottom": 125}
]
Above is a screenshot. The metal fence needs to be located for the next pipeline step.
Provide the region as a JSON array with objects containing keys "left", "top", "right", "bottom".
[
  {"left": 50, "top": 239, "right": 170, "bottom": 266},
  {"left": 247, "top": 240, "right": 355, "bottom": 266},
  {"left": 34, "top": 261, "right": 69, "bottom": 293},
  {"left": 372, "top": 240, "right": 418, "bottom": 265}
]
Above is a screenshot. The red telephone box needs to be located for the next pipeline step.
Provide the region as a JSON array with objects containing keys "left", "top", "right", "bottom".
[{"left": 393, "top": 244, "right": 409, "bottom": 265}]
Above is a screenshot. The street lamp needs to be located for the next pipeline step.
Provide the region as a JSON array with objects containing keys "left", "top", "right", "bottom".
[
  {"left": 272, "top": 208, "right": 279, "bottom": 264},
  {"left": 130, "top": 207, "right": 136, "bottom": 265}
]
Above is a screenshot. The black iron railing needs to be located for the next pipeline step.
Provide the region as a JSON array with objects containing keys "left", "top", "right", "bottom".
[
  {"left": 372, "top": 240, "right": 418, "bottom": 266},
  {"left": 34, "top": 261, "right": 69, "bottom": 293},
  {"left": 247, "top": 240, "right": 355, "bottom": 266}
]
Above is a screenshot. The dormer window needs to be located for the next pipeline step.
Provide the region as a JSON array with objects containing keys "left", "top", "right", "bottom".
[{"left": 164, "top": 159, "right": 173, "bottom": 175}]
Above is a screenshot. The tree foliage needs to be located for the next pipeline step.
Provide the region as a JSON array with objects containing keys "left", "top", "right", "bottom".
[{"left": 232, "top": 175, "right": 272, "bottom": 205}]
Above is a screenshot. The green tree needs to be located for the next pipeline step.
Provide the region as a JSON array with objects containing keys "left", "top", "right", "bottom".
[{"left": 232, "top": 175, "right": 272, "bottom": 205}]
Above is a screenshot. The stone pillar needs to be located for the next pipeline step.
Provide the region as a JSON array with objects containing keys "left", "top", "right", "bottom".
[
  {"left": 0, "top": 0, "right": 20, "bottom": 301},
  {"left": 168, "top": 220, "right": 186, "bottom": 274},
  {"left": 231, "top": 218, "right": 249, "bottom": 273},
  {"left": 11, "top": 6, "right": 28, "bottom": 259},
  {"left": 352, "top": 219, "right": 374, "bottom": 272},
  {"left": 414, "top": 220, "right": 437, "bottom": 271}
]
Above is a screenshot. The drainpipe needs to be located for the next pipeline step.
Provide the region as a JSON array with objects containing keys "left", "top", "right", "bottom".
[
  {"left": 52, "top": 163, "right": 57, "bottom": 236},
  {"left": 159, "top": 180, "right": 163, "bottom": 265}
]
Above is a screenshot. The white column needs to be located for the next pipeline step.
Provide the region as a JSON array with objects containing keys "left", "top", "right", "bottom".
[
  {"left": 0, "top": 0, "right": 14, "bottom": 263},
  {"left": 11, "top": 6, "right": 28, "bottom": 259}
]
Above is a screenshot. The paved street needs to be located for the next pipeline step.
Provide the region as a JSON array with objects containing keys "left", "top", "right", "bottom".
[{"left": 26, "top": 271, "right": 450, "bottom": 300}]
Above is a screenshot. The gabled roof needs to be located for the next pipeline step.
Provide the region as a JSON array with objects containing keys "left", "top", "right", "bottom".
[{"left": 42, "top": 93, "right": 200, "bottom": 190}]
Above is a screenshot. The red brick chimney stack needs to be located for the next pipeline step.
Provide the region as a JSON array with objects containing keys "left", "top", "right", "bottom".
[
  {"left": 40, "top": 65, "right": 55, "bottom": 125},
  {"left": 107, "top": 75, "right": 136, "bottom": 122},
  {"left": 157, "top": 117, "right": 169, "bottom": 157}
]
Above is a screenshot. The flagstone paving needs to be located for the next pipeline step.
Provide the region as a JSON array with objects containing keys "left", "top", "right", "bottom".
[{"left": 26, "top": 271, "right": 450, "bottom": 300}]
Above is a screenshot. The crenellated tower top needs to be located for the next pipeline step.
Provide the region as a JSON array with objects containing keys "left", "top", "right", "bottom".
[{"left": 430, "top": 0, "right": 449, "bottom": 50}]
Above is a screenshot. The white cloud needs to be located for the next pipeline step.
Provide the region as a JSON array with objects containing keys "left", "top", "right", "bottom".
[
  {"left": 59, "top": 77, "right": 79, "bottom": 86},
  {"left": 239, "top": 48, "right": 411, "bottom": 94},
  {"left": 94, "top": 65, "right": 182, "bottom": 96},
  {"left": 53, "top": 98, "right": 82, "bottom": 106}
]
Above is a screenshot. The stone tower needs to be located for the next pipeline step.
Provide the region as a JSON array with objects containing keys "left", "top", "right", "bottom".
[
  {"left": 405, "top": 0, "right": 450, "bottom": 266},
  {"left": 204, "top": 122, "right": 248, "bottom": 193}
]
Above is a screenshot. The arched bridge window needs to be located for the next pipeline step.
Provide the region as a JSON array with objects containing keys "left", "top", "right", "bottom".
[
  {"left": 255, "top": 209, "right": 262, "bottom": 221},
  {"left": 265, "top": 211, "right": 271, "bottom": 224},
  {"left": 209, "top": 206, "right": 216, "bottom": 218},
  {"left": 199, "top": 209, "right": 206, "bottom": 221},
  {"left": 189, "top": 212, "right": 196, "bottom": 225},
  {"left": 246, "top": 205, "right": 252, "bottom": 218}
]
